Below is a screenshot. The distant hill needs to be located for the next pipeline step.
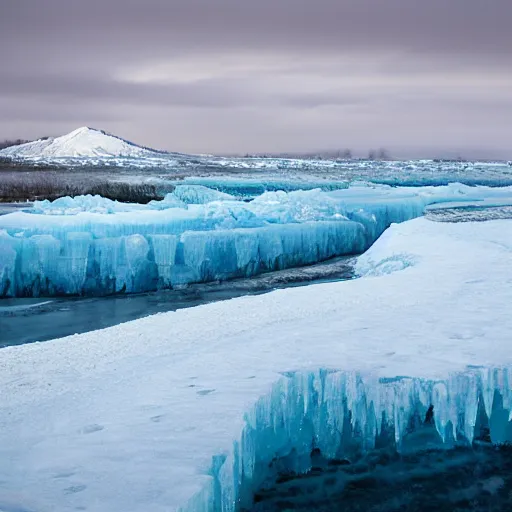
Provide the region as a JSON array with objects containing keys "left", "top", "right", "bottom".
[{"left": 0, "top": 127, "right": 168, "bottom": 159}]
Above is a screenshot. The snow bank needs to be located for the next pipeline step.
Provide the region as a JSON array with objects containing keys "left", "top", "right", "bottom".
[{"left": 0, "top": 218, "right": 511, "bottom": 511}]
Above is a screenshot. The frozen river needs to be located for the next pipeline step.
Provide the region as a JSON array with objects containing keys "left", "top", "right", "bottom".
[{"left": 0, "top": 256, "right": 354, "bottom": 346}]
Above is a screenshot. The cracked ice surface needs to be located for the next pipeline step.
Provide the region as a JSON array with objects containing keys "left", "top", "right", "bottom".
[
  {"left": 0, "top": 217, "right": 511, "bottom": 511},
  {"left": 1, "top": 184, "right": 511, "bottom": 297}
]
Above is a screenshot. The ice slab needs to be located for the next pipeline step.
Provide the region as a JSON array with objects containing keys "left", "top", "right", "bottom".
[
  {"left": 171, "top": 160, "right": 512, "bottom": 194},
  {"left": 31, "top": 193, "right": 186, "bottom": 215},
  {"left": 172, "top": 185, "right": 236, "bottom": 204},
  {"left": 0, "top": 218, "right": 511, "bottom": 511},
  {"left": 0, "top": 184, "right": 511, "bottom": 297}
]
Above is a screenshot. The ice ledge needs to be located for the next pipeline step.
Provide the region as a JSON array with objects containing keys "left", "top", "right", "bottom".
[{"left": 180, "top": 367, "right": 512, "bottom": 511}]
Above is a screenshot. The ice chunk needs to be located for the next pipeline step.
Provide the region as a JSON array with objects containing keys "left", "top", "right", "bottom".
[
  {"left": 0, "top": 230, "right": 19, "bottom": 297},
  {"left": 178, "top": 222, "right": 365, "bottom": 284},
  {"left": 32, "top": 193, "right": 186, "bottom": 215},
  {"left": 31, "top": 195, "right": 136, "bottom": 215},
  {"left": 249, "top": 189, "right": 348, "bottom": 223},
  {"left": 181, "top": 368, "right": 512, "bottom": 511},
  {"left": 148, "top": 235, "right": 179, "bottom": 288},
  {"left": 172, "top": 184, "right": 236, "bottom": 204},
  {"left": 253, "top": 370, "right": 511, "bottom": 508},
  {"left": 146, "top": 193, "right": 187, "bottom": 210}
]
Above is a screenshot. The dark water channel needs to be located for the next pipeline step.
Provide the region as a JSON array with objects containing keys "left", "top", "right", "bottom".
[
  {"left": 0, "top": 256, "right": 354, "bottom": 347},
  {"left": 248, "top": 398, "right": 512, "bottom": 512},
  {"left": 249, "top": 444, "right": 512, "bottom": 512}
]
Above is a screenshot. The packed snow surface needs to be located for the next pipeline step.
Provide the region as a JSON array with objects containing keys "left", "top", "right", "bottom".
[
  {"left": 0, "top": 218, "right": 512, "bottom": 511},
  {"left": 1, "top": 184, "right": 511, "bottom": 297},
  {"left": 0, "top": 127, "right": 167, "bottom": 159}
]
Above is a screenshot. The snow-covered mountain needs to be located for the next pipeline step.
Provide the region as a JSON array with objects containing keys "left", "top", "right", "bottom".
[
  {"left": 1, "top": 127, "right": 510, "bottom": 185},
  {"left": 0, "top": 127, "right": 166, "bottom": 159}
]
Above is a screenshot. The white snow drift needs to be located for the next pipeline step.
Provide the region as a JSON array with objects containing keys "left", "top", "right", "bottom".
[{"left": 0, "top": 217, "right": 511, "bottom": 511}]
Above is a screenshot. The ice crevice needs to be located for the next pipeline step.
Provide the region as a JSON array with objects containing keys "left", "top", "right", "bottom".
[{"left": 180, "top": 367, "right": 512, "bottom": 512}]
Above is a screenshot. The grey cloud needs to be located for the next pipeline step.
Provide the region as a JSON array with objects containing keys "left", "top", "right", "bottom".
[
  {"left": 0, "top": 0, "right": 511, "bottom": 156},
  {"left": 0, "top": 69, "right": 369, "bottom": 110},
  {"left": 2, "top": 0, "right": 511, "bottom": 67}
]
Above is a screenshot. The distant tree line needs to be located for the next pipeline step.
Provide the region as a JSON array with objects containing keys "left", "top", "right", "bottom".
[
  {"left": 0, "top": 139, "right": 30, "bottom": 150},
  {"left": 367, "top": 148, "right": 391, "bottom": 160},
  {"left": 241, "top": 148, "right": 392, "bottom": 161},
  {"left": 0, "top": 173, "right": 163, "bottom": 203},
  {"left": 0, "top": 136, "right": 50, "bottom": 150}
]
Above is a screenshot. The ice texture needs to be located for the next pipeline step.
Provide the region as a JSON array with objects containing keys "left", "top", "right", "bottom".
[
  {"left": 1, "top": 184, "right": 511, "bottom": 297},
  {"left": 207, "top": 368, "right": 512, "bottom": 511},
  {"left": 1, "top": 218, "right": 511, "bottom": 512},
  {"left": 173, "top": 184, "right": 236, "bottom": 204},
  {"left": 31, "top": 193, "right": 186, "bottom": 215}
]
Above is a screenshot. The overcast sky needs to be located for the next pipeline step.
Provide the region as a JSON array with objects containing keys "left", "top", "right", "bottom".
[{"left": 1, "top": 0, "right": 511, "bottom": 157}]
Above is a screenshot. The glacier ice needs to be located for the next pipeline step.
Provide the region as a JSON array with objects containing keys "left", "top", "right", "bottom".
[
  {"left": 32, "top": 193, "right": 186, "bottom": 215},
  {"left": 180, "top": 367, "right": 512, "bottom": 512},
  {"left": 172, "top": 184, "right": 237, "bottom": 204},
  {"left": 1, "top": 184, "right": 511, "bottom": 297}
]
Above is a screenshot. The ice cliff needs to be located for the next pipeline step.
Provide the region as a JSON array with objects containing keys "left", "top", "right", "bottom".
[
  {"left": 0, "top": 184, "right": 510, "bottom": 297},
  {"left": 181, "top": 367, "right": 512, "bottom": 511}
]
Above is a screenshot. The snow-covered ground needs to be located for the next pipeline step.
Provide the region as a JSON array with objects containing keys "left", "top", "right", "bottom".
[
  {"left": 1, "top": 183, "right": 512, "bottom": 297},
  {"left": 2, "top": 127, "right": 512, "bottom": 188},
  {"left": 1, "top": 217, "right": 511, "bottom": 511}
]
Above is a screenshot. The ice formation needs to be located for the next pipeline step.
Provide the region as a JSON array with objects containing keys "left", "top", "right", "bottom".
[
  {"left": 192, "top": 367, "right": 512, "bottom": 511},
  {"left": 1, "top": 218, "right": 511, "bottom": 512},
  {"left": 1, "top": 184, "right": 511, "bottom": 297},
  {"left": 0, "top": 215, "right": 512, "bottom": 512},
  {"left": 31, "top": 193, "right": 187, "bottom": 215},
  {"left": 173, "top": 184, "right": 236, "bottom": 204}
]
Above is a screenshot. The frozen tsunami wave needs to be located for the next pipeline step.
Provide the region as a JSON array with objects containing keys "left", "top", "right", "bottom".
[
  {"left": 0, "top": 218, "right": 511, "bottom": 512},
  {"left": 1, "top": 184, "right": 511, "bottom": 297}
]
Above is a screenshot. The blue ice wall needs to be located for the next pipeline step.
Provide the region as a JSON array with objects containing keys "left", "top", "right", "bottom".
[
  {"left": 0, "top": 185, "right": 510, "bottom": 297},
  {"left": 172, "top": 160, "right": 512, "bottom": 197},
  {"left": 179, "top": 367, "right": 512, "bottom": 512},
  {"left": 0, "top": 221, "right": 366, "bottom": 296}
]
